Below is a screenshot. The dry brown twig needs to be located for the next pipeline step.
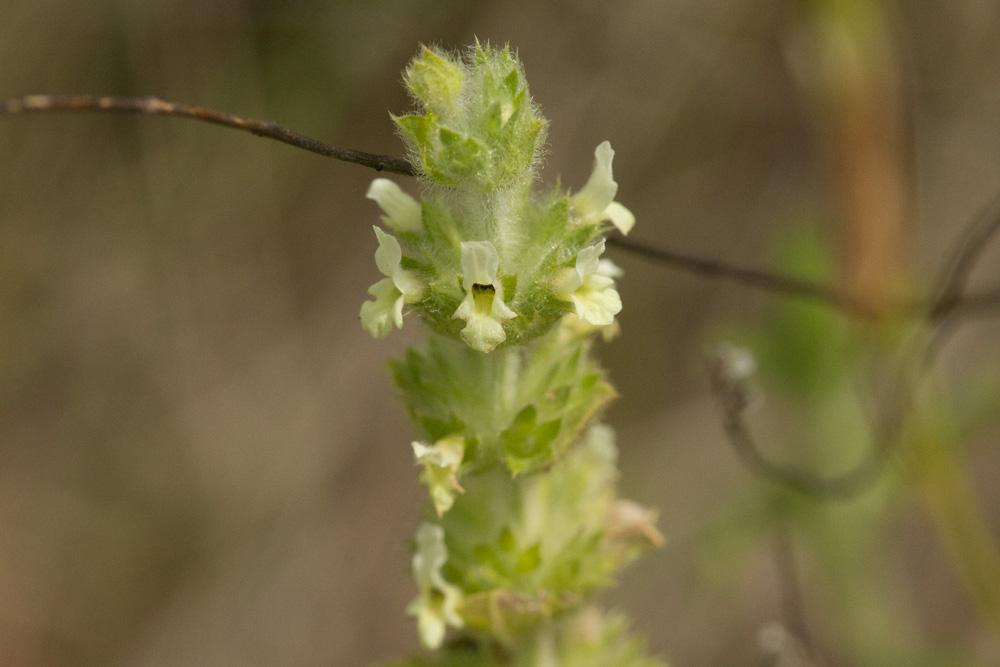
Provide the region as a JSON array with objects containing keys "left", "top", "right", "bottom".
[{"left": 0, "top": 94, "right": 415, "bottom": 175}]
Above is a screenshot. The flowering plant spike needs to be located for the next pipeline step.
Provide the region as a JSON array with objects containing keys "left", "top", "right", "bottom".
[{"left": 365, "top": 43, "right": 665, "bottom": 666}]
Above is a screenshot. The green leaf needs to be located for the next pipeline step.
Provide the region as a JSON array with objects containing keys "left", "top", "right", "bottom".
[{"left": 405, "top": 47, "right": 465, "bottom": 116}]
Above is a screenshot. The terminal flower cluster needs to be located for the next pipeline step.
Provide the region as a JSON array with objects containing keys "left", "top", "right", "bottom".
[{"left": 362, "top": 43, "right": 666, "bottom": 666}]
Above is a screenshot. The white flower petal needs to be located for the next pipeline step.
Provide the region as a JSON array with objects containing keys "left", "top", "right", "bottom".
[
  {"left": 552, "top": 266, "right": 583, "bottom": 295},
  {"left": 572, "top": 285, "right": 622, "bottom": 326},
  {"left": 575, "top": 240, "right": 606, "bottom": 278},
  {"left": 459, "top": 241, "right": 500, "bottom": 290},
  {"left": 373, "top": 226, "right": 402, "bottom": 277},
  {"left": 393, "top": 268, "right": 425, "bottom": 301},
  {"left": 360, "top": 278, "right": 401, "bottom": 338},
  {"left": 452, "top": 293, "right": 475, "bottom": 322},
  {"left": 391, "top": 292, "right": 405, "bottom": 328},
  {"left": 585, "top": 273, "right": 616, "bottom": 291},
  {"left": 604, "top": 201, "right": 635, "bottom": 235},
  {"left": 568, "top": 142, "right": 637, "bottom": 235},
  {"left": 461, "top": 314, "right": 507, "bottom": 353},
  {"left": 571, "top": 141, "right": 618, "bottom": 221},
  {"left": 367, "top": 178, "right": 422, "bottom": 232},
  {"left": 453, "top": 293, "right": 512, "bottom": 353},
  {"left": 453, "top": 240, "right": 516, "bottom": 353},
  {"left": 491, "top": 296, "right": 517, "bottom": 320},
  {"left": 554, "top": 240, "right": 624, "bottom": 327},
  {"left": 597, "top": 258, "right": 624, "bottom": 279},
  {"left": 361, "top": 227, "right": 424, "bottom": 339}
]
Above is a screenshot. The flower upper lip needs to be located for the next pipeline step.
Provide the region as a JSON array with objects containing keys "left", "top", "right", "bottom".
[
  {"left": 570, "top": 141, "right": 636, "bottom": 236},
  {"left": 367, "top": 178, "right": 423, "bottom": 233}
]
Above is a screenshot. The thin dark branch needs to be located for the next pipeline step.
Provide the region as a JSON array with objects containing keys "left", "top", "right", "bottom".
[
  {"left": 771, "top": 524, "right": 823, "bottom": 666},
  {"left": 0, "top": 94, "right": 416, "bottom": 175},
  {"left": 706, "top": 282, "right": 1000, "bottom": 500},
  {"left": 707, "top": 188, "right": 1000, "bottom": 500},
  {"left": 705, "top": 275, "right": 979, "bottom": 501},
  {"left": 3, "top": 94, "right": 999, "bottom": 324},
  {"left": 932, "top": 190, "right": 1000, "bottom": 317},
  {"left": 607, "top": 235, "right": 882, "bottom": 320},
  {"left": 3, "top": 90, "right": 1000, "bottom": 506},
  {"left": 608, "top": 235, "right": 1000, "bottom": 322},
  {"left": 706, "top": 341, "right": 915, "bottom": 500},
  {"left": 935, "top": 286, "right": 1000, "bottom": 320}
]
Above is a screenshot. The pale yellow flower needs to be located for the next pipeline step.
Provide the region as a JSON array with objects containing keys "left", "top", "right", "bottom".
[
  {"left": 553, "top": 239, "right": 622, "bottom": 326},
  {"left": 570, "top": 141, "right": 635, "bottom": 235},
  {"left": 452, "top": 241, "right": 517, "bottom": 352},
  {"left": 360, "top": 227, "right": 425, "bottom": 337},
  {"left": 407, "top": 523, "right": 464, "bottom": 649}
]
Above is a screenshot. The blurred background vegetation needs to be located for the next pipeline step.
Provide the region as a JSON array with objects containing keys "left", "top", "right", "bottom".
[{"left": 2, "top": 1, "right": 1000, "bottom": 665}]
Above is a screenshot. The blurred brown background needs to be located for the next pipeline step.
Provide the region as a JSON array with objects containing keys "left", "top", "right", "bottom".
[{"left": 2, "top": 1, "right": 1000, "bottom": 665}]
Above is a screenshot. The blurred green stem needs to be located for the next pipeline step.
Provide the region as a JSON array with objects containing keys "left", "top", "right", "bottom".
[{"left": 909, "top": 397, "right": 1000, "bottom": 634}]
